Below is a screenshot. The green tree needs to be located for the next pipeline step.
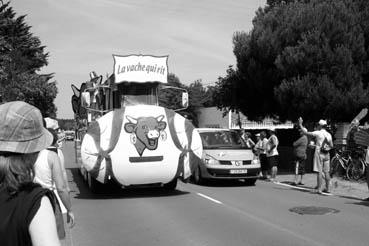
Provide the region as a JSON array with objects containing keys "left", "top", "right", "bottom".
[
  {"left": 158, "top": 73, "right": 184, "bottom": 110},
  {"left": 158, "top": 74, "right": 213, "bottom": 126},
  {"left": 0, "top": 2, "right": 57, "bottom": 117},
  {"left": 58, "top": 118, "right": 75, "bottom": 130},
  {"left": 216, "top": 0, "right": 369, "bottom": 123}
]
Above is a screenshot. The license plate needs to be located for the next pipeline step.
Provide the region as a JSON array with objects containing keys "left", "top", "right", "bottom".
[{"left": 230, "top": 169, "right": 247, "bottom": 174}]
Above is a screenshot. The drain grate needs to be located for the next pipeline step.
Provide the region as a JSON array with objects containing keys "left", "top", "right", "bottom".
[{"left": 289, "top": 206, "right": 340, "bottom": 215}]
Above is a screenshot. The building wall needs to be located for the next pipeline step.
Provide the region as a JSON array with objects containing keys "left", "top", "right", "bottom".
[{"left": 197, "top": 107, "right": 293, "bottom": 129}]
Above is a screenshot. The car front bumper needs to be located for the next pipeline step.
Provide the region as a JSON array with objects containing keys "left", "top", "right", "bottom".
[{"left": 200, "top": 166, "right": 260, "bottom": 180}]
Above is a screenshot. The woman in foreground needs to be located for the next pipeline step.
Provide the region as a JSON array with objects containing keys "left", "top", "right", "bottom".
[{"left": 0, "top": 101, "right": 60, "bottom": 246}]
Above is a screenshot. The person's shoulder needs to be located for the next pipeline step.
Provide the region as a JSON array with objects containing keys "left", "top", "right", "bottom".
[
  {"left": 322, "top": 129, "right": 332, "bottom": 136},
  {"left": 18, "top": 183, "right": 49, "bottom": 200},
  {"left": 46, "top": 149, "right": 60, "bottom": 162}
]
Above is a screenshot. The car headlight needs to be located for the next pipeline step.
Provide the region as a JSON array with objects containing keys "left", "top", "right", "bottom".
[
  {"left": 251, "top": 156, "right": 260, "bottom": 165},
  {"left": 205, "top": 155, "right": 220, "bottom": 165}
]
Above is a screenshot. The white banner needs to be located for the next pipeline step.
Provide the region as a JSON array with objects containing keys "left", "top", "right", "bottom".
[{"left": 113, "top": 55, "right": 168, "bottom": 83}]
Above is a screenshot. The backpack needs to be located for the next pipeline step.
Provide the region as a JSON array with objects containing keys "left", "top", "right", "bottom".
[{"left": 320, "top": 137, "right": 331, "bottom": 154}]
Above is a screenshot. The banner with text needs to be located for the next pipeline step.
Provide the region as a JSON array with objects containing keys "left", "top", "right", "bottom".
[{"left": 113, "top": 55, "right": 168, "bottom": 83}]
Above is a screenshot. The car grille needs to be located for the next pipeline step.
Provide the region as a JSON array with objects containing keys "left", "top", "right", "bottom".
[
  {"left": 219, "top": 160, "right": 252, "bottom": 165},
  {"left": 207, "top": 168, "right": 259, "bottom": 177}
]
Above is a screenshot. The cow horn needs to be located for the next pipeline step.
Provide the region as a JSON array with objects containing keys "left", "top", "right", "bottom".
[
  {"left": 126, "top": 115, "right": 138, "bottom": 124},
  {"left": 156, "top": 115, "right": 165, "bottom": 122}
]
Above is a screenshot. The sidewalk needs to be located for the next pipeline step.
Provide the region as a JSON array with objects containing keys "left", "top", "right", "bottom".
[{"left": 272, "top": 172, "right": 369, "bottom": 200}]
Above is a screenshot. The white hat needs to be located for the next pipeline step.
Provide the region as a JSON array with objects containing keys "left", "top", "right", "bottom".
[{"left": 318, "top": 119, "right": 327, "bottom": 126}]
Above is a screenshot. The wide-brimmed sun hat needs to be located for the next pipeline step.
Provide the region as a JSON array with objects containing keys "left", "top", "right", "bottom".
[{"left": 0, "top": 101, "right": 53, "bottom": 153}]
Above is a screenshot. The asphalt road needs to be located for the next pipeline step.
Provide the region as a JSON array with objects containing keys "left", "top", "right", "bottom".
[{"left": 61, "top": 141, "right": 369, "bottom": 246}]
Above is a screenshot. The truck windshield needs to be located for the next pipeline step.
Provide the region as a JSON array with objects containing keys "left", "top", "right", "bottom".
[{"left": 116, "top": 83, "right": 158, "bottom": 107}]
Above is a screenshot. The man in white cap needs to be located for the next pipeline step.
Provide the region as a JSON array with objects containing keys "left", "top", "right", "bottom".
[{"left": 298, "top": 118, "right": 333, "bottom": 194}]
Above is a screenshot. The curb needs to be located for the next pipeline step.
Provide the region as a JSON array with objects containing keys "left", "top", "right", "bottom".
[{"left": 260, "top": 178, "right": 368, "bottom": 201}]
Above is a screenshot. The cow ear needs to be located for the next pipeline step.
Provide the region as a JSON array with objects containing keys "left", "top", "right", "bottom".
[
  {"left": 158, "top": 121, "right": 167, "bottom": 130},
  {"left": 71, "top": 84, "right": 80, "bottom": 97},
  {"left": 124, "top": 123, "right": 136, "bottom": 133}
]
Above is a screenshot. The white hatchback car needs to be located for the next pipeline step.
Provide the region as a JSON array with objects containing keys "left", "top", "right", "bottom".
[{"left": 194, "top": 128, "right": 261, "bottom": 185}]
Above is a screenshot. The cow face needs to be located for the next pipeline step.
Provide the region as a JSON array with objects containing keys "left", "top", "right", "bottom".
[{"left": 124, "top": 115, "right": 167, "bottom": 156}]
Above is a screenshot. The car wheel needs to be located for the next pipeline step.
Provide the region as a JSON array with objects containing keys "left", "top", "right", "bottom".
[
  {"left": 163, "top": 178, "right": 177, "bottom": 190},
  {"left": 244, "top": 178, "right": 257, "bottom": 186}
]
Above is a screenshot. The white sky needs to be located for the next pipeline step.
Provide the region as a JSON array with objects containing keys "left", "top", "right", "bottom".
[{"left": 11, "top": 0, "right": 266, "bottom": 118}]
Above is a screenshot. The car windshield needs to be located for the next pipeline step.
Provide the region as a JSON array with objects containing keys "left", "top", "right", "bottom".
[{"left": 199, "top": 131, "right": 248, "bottom": 149}]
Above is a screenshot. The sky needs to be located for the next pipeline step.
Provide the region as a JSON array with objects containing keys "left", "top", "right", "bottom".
[{"left": 11, "top": 0, "right": 266, "bottom": 119}]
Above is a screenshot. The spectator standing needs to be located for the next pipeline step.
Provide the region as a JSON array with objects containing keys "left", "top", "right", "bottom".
[
  {"left": 0, "top": 101, "right": 60, "bottom": 246},
  {"left": 47, "top": 128, "right": 70, "bottom": 193},
  {"left": 241, "top": 130, "right": 255, "bottom": 149},
  {"left": 292, "top": 129, "right": 308, "bottom": 185},
  {"left": 255, "top": 131, "right": 269, "bottom": 179},
  {"left": 266, "top": 128, "right": 279, "bottom": 182},
  {"left": 44, "top": 118, "right": 70, "bottom": 193},
  {"left": 299, "top": 118, "right": 333, "bottom": 193},
  {"left": 33, "top": 129, "right": 75, "bottom": 235}
]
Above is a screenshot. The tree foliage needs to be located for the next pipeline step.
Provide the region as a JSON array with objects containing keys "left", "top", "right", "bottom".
[
  {"left": 0, "top": 2, "right": 57, "bottom": 117},
  {"left": 158, "top": 74, "right": 215, "bottom": 126},
  {"left": 215, "top": 0, "right": 369, "bottom": 122},
  {"left": 58, "top": 118, "right": 75, "bottom": 130}
]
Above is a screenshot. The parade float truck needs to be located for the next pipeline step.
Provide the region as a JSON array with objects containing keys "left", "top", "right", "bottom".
[{"left": 71, "top": 55, "right": 203, "bottom": 192}]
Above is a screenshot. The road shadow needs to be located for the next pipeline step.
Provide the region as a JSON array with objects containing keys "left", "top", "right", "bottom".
[
  {"left": 347, "top": 200, "right": 369, "bottom": 207},
  {"left": 68, "top": 167, "right": 190, "bottom": 200},
  {"left": 272, "top": 185, "right": 317, "bottom": 195},
  {"left": 191, "top": 179, "right": 256, "bottom": 188}
]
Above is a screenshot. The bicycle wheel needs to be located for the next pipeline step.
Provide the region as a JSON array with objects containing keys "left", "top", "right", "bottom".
[
  {"left": 346, "top": 159, "right": 365, "bottom": 181},
  {"left": 330, "top": 157, "right": 344, "bottom": 178}
]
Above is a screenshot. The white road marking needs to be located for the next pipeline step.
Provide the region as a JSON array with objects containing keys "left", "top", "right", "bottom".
[
  {"left": 276, "top": 182, "right": 333, "bottom": 196},
  {"left": 188, "top": 186, "right": 325, "bottom": 246},
  {"left": 197, "top": 193, "right": 223, "bottom": 204}
]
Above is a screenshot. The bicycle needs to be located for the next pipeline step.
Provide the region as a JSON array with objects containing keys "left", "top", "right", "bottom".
[
  {"left": 346, "top": 158, "right": 367, "bottom": 180},
  {"left": 330, "top": 148, "right": 367, "bottom": 181},
  {"left": 330, "top": 149, "right": 352, "bottom": 178},
  {"left": 346, "top": 148, "right": 367, "bottom": 181}
]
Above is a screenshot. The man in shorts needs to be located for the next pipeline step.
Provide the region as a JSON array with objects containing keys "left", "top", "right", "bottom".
[
  {"left": 266, "top": 128, "right": 279, "bottom": 182},
  {"left": 298, "top": 118, "right": 333, "bottom": 193}
]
